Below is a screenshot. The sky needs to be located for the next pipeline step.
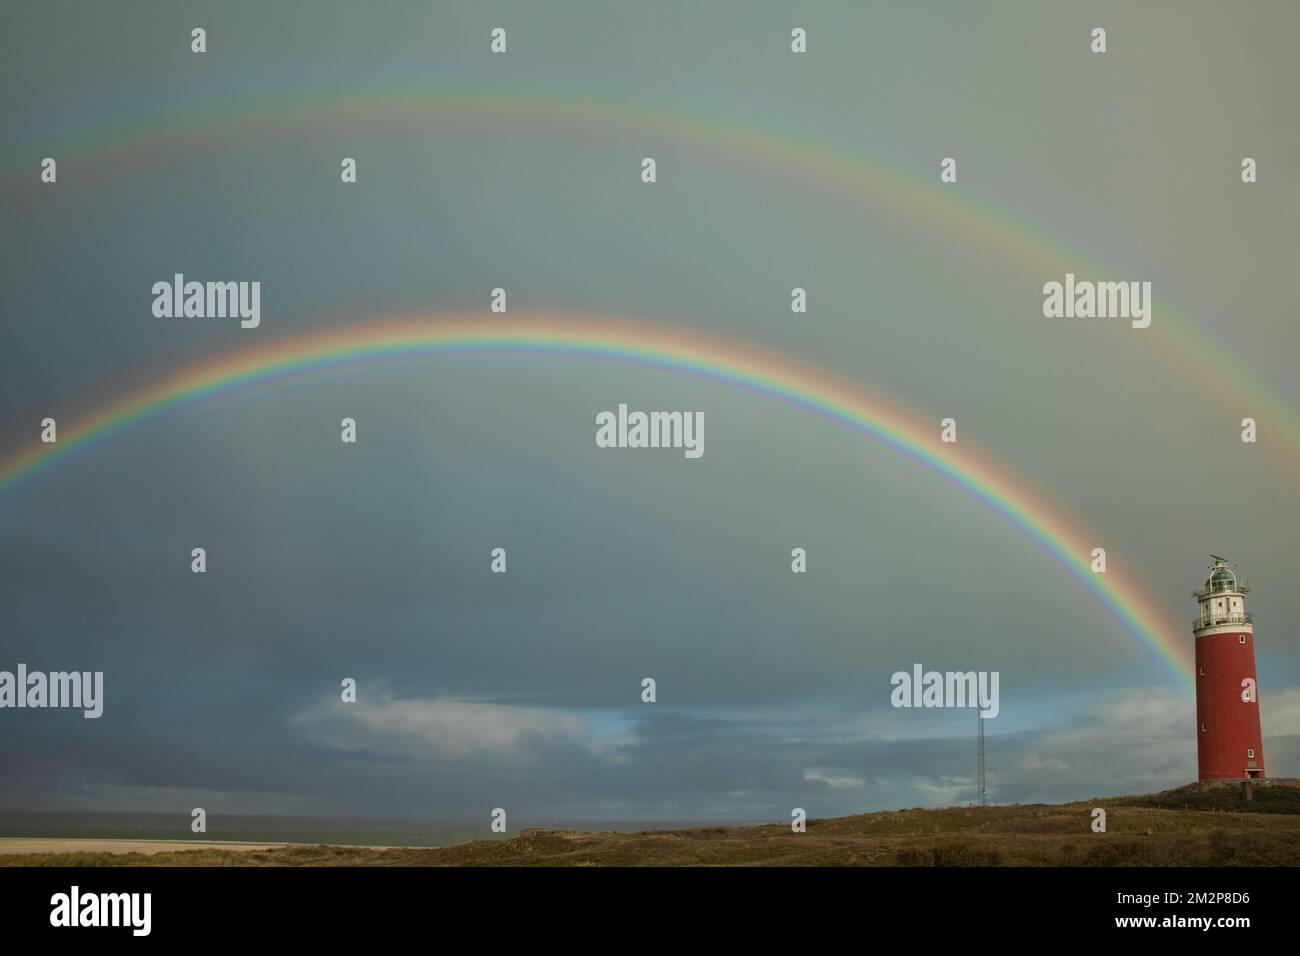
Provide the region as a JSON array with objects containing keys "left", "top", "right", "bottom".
[{"left": 1, "top": 1, "right": 1297, "bottom": 824}]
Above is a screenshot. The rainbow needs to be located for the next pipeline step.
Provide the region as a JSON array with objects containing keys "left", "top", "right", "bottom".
[
  {"left": 0, "top": 311, "right": 1192, "bottom": 684},
  {"left": 8, "top": 75, "right": 1300, "bottom": 478}
]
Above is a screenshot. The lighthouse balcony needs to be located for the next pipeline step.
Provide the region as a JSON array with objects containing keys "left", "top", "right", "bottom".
[
  {"left": 1194, "top": 580, "right": 1250, "bottom": 600},
  {"left": 1193, "top": 611, "right": 1253, "bottom": 629}
]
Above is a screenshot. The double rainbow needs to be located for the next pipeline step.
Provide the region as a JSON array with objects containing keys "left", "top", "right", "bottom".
[{"left": 8, "top": 75, "right": 1298, "bottom": 478}]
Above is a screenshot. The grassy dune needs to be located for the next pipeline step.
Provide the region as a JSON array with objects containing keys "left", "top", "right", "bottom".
[{"left": 6, "top": 784, "right": 1300, "bottom": 867}]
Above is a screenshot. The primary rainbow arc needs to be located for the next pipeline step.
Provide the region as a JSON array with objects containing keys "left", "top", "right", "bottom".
[{"left": 0, "top": 311, "right": 1192, "bottom": 685}]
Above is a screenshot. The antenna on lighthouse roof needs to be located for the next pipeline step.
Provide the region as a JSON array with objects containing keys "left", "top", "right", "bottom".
[{"left": 1209, "top": 554, "right": 1228, "bottom": 564}]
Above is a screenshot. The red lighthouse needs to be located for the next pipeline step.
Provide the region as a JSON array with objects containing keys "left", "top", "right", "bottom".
[{"left": 1194, "top": 557, "right": 1265, "bottom": 780}]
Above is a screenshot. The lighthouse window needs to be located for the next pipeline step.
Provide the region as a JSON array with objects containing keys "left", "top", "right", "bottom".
[
  {"left": 1248, "top": 748, "right": 1255, "bottom": 758},
  {"left": 1201, "top": 723, "right": 1207, "bottom": 732},
  {"left": 1240, "top": 634, "right": 1247, "bottom": 644},
  {"left": 1199, "top": 666, "right": 1205, "bottom": 676}
]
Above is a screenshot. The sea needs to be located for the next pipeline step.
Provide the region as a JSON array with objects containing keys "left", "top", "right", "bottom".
[{"left": 0, "top": 811, "right": 761, "bottom": 848}]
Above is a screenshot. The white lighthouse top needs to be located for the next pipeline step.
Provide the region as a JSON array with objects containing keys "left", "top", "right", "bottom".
[{"left": 1193, "top": 556, "right": 1252, "bottom": 633}]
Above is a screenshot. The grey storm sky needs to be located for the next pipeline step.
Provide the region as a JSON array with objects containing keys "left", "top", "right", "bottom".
[{"left": 1, "top": 1, "right": 1297, "bottom": 821}]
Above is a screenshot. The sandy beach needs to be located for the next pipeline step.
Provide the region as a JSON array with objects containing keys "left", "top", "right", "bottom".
[{"left": 0, "top": 838, "right": 285, "bottom": 856}]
